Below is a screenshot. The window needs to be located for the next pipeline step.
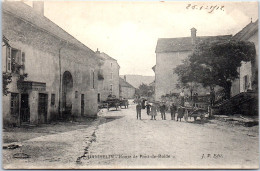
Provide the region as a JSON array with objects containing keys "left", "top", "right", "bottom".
[
  {"left": 111, "top": 62, "right": 113, "bottom": 67},
  {"left": 75, "top": 91, "right": 78, "bottom": 98},
  {"left": 51, "top": 94, "right": 55, "bottom": 106},
  {"left": 92, "top": 71, "right": 95, "bottom": 89},
  {"left": 110, "top": 84, "right": 113, "bottom": 94},
  {"left": 22, "top": 52, "right": 25, "bottom": 63},
  {"left": 110, "top": 72, "right": 113, "bottom": 79},
  {"left": 6, "top": 46, "right": 11, "bottom": 72},
  {"left": 11, "top": 48, "right": 21, "bottom": 73}
]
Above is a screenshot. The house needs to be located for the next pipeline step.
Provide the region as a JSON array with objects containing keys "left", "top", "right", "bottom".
[
  {"left": 154, "top": 28, "right": 231, "bottom": 101},
  {"left": 96, "top": 50, "right": 120, "bottom": 102},
  {"left": 2, "top": 1, "right": 101, "bottom": 127},
  {"left": 119, "top": 76, "right": 136, "bottom": 99},
  {"left": 231, "top": 20, "right": 258, "bottom": 96}
]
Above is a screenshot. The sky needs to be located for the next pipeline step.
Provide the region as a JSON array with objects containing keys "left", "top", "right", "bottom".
[{"left": 26, "top": 1, "right": 258, "bottom": 76}]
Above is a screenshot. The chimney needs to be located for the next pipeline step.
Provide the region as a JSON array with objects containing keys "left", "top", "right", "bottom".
[
  {"left": 96, "top": 48, "right": 100, "bottom": 54},
  {"left": 33, "top": 1, "right": 44, "bottom": 16},
  {"left": 191, "top": 27, "right": 197, "bottom": 45},
  {"left": 124, "top": 75, "right": 126, "bottom": 82}
]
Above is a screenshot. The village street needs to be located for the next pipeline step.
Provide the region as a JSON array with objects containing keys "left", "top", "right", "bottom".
[{"left": 2, "top": 102, "right": 259, "bottom": 169}]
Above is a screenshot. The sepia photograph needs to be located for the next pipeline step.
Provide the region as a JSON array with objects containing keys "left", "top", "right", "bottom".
[{"left": 1, "top": 0, "right": 259, "bottom": 169}]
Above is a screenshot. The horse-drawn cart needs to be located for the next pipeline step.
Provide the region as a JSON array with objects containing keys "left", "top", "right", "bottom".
[
  {"left": 120, "top": 99, "right": 129, "bottom": 109},
  {"left": 105, "top": 98, "right": 120, "bottom": 111},
  {"left": 101, "top": 95, "right": 121, "bottom": 111},
  {"left": 182, "top": 102, "right": 209, "bottom": 122}
]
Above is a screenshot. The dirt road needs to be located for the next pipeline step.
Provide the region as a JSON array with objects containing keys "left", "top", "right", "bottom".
[{"left": 2, "top": 104, "right": 259, "bottom": 169}]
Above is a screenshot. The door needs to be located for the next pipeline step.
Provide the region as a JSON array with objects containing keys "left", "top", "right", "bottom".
[
  {"left": 81, "top": 94, "right": 84, "bottom": 116},
  {"left": 10, "top": 93, "right": 19, "bottom": 117},
  {"left": 20, "top": 94, "right": 30, "bottom": 123},
  {"left": 38, "top": 93, "right": 48, "bottom": 124},
  {"left": 98, "top": 93, "right": 100, "bottom": 102}
]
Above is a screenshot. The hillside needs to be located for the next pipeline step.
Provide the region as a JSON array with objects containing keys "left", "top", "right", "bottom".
[{"left": 120, "top": 75, "right": 155, "bottom": 88}]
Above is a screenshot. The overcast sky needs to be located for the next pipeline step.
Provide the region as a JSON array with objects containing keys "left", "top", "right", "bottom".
[{"left": 26, "top": 1, "right": 258, "bottom": 76}]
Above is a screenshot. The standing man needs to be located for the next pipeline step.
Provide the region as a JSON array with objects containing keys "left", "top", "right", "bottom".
[
  {"left": 170, "top": 103, "right": 177, "bottom": 120},
  {"left": 180, "top": 89, "right": 185, "bottom": 106},
  {"left": 136, "top": 102, "right": 142, "bottom": 120},
  {"left": 150, "top": 103, "right": 157, "bottom": 120},
  {"left": 146, "top": 103, "right": 151, "bottom": 115},
  {"left": 210, "top": 87, "right": 215, "bottom": 107},
  {"left": 159, "top": 102, "right": 167, "bottom": 120}
]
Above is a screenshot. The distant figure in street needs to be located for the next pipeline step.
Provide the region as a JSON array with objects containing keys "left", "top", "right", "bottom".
[
  {"left": 159, "top": 102, "right": 167, "bottom": 120},
  {"left": 193, "top": 92, "right": 198, "bottom": 107},
  {"left": 146, "top": 103, "right": 151, "bottom": 115},
  {"left": 141, "top": 99, "right": 146, "bottom": 109},
  {"left": 136, "top": 103, "right": 142, "bottom": 120},
  {"left": 180, "top": 89, "right": 185, "bottom": 106},
  {"left": 170, "top": 103, "right": 177, "bottom": 120},
  {"left": 177, "top": 106, "right": 185, "bottom": 122},
  {"left": 150, "top": 103, "right": 157, "bottom": 120},
  {"left": 210, "top": 87, "right": 215, "bottom": 107}
]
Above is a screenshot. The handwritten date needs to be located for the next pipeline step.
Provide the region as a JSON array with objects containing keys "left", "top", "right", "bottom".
[{"left": 186, "top": 4, "right": 224, "bottom": 13}]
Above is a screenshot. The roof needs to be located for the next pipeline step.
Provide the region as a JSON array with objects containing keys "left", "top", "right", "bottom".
[
  {"left": 155, "top": 35, "right": 232, "bottom": 53},
  {"left": 233, "top": 20, "right": 258, "bottom": 41},
  {"left": 2, "top": 2, "right": 97, "bottom": 57},
  {"left": 149, "top": 80, "right": 155, "bottom": 86},
  {"left": 97, "top": 52, "right": 117, "bottom": 61},
  {"left": 119, "top": 77, "right": 135, "bottom": 89}
]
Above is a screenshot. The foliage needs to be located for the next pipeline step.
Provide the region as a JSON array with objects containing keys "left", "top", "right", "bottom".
[
  {"left": 2, "top": 72, "right": 12, "bottom": 96},
  {"left": 11, "top": 62, "right": 24, "bottom": 74},
  {"left": 174, "top": 40, "right": 256, "bottom": 99},
  {"left": 135, "top": 83, "right": 154, "bottom": 97}
]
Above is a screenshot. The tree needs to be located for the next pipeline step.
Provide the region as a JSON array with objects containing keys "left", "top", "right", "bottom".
[
  {"left": 135, "top": 83, "right": 154, "bottom": 97},
  {"left": 174, "top": 40, "right": 256, "bottom": 99},
  {"left": 175, "top": 59, "right": 200, "bottom": 99},
  {"left": 3, "top": 72, "right": 12, "bottom": 96}
]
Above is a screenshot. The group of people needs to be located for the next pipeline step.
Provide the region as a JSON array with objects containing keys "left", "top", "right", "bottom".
[
  {"left": 136, "top": 101, "right": 185, "bottom": 121},
  {"left": 135, "top": 87, "right": 216, "bottom": 121}
]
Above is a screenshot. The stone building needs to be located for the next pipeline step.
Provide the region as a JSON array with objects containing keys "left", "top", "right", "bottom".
[
  {"left": 119, "top": 76, "right": 136, "bottom": 99},
  {"left": 96, "top": 51, "right": 120, "bottom": 102},
  {"left": 154, "top": 28, "right": 231, "bottom": 101},
  {"left": 231, "top": 20, "right": 258, "bottom": 96},
  {"left": 2, "top": 2, "right": 101, "bottom": 126}
]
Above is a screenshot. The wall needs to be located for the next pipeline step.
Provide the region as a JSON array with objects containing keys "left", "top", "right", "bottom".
[
  {"left": 231, "top": 30, "right": 258, "bottom": 96},
  {"left": 155, "top": 51, "right": 191, "bottom": 101},
  {"left": 121, "top": 86, "right": 135, "bottom": 99},
  {"left": 98, "top": 59, "right": 120, "bottom": 101},
  {"left": 2, "top": 10, "right": 99, "bottom": 126}
]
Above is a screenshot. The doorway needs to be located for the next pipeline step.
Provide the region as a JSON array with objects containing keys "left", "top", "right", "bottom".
[
  {"left": 81, "top": 94, "right": 84, "bottom": 116},
  {"left": 98, "top": 93, "right": 100, "bottom": 102},
  {"left": 38, "top": 93, "right": 48, "bottom": 124},
  {"left": 62, "top": 71, "right": 73, "bottom": 119},
  {"left": 20, "top": 94, "right": 30, "bottom": 123},
  {"left": 10, "top": 93, "right": 19, "bottom": 117}
]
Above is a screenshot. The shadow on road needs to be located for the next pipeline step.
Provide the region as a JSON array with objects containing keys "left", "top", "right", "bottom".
[{"left": 99, "top": 116, "right": 124, "bottom": 125}]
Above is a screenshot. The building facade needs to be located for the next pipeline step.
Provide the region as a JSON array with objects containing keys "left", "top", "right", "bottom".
[
  {"left": 154, "top": 28, "right": 231, "bottom": 101},
  {"left": 96, "top": 51, "right": 120, "bottom": 102},
  {"left": 2, "top": 2, "right": 101, "bottom": 127},
  {"left": 231, "top": 20, "right": 258, "bottom": 96},
  {"left": 119, "top": 77, "right": 136, "bottom": 99}
]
